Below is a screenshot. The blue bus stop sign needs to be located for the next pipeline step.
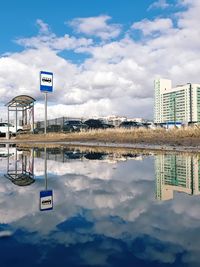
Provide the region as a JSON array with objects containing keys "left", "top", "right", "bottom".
[
  {"left": 40, "top": 190, "right": 53, "bottom": 211},
  {"left": 40, "top": 71, "right": 53, "bottom": 92}
]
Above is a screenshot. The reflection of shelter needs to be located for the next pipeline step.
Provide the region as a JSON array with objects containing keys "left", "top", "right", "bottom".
[
  {"left": 4, "top": 147, "right": 35, "bottom": 186},
  {"left": 155, "top": 154, "right": 200, "bottom": 200},
  {"left": 6, "top": 95, "right": 36, "bottom": 133}
]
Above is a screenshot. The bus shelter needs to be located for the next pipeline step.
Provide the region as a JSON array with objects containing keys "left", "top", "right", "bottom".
[{"left": 6, "top": 95, "right": 36, "bottom": 133}]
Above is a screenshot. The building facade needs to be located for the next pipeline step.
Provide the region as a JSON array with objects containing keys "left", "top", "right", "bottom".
[{"left": 154, "top": 79, "right": 200, "bottom": 124}]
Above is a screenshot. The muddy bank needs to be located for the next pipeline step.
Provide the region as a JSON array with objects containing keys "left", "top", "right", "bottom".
[
  {"left": 1, "top": 139, "right": 199, "bottom": 154},
  {"left": 0, "top": 128, "right": 199, "bottom": 153}
]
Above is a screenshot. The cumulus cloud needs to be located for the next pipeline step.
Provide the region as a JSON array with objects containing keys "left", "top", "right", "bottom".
[
  {"left": 132, "top": 18, "right": 173, "bottom": 36},
  {"left": 69, "top": 15, "right": 122, "bottom": 40},
  {"left": 148, "top": 0, "right": 171, "bottom": 10},
  {"left": 16, "top": 32, "right": 93, "bottom": 51},
  {"left": 0, "top": 1, "right": 200, "bottom": 121},
  {"left": 36, "top": 19, "right": 51, "bottom": 35}
]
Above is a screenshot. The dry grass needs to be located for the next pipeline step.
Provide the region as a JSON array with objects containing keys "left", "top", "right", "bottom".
[{"left": 15, "top": 126, "right": 200, "bottom": 147}]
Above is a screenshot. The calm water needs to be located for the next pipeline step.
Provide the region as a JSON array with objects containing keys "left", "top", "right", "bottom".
[{"left": 0, "top": 145, "right": 200, "bottom": 267}]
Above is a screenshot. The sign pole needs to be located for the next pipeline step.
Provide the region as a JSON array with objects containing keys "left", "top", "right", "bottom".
[
  {"left": 44, "top": 147, "right": 47, "bottom": 190},
  {"left": 44, "top": 92, "right": 47, "bottom": 134},
  {"left": 40, "top": 71, "right": 53, "bottom": 134},
  {"left": 39, "top": 147, "right": 53, "bottom": 211},
  {"left": 39, "top": 71, "right": 54, "bottom": 212}
]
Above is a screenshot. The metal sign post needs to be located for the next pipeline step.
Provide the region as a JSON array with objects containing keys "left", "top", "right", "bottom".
[
  {"left": 40, "top": 71, "right": 53, "bottom": 134},
  {"left": 40, "top": 147, "right": 53, "bottom": 211},
  {"left": 44, "top": 147, "right": 47, "bottom": 190},
  {"left": 44, "top": 92, "right": 47, "bottom": 134}
]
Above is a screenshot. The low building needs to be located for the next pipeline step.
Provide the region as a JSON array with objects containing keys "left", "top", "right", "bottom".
[{"left": 100, "top": 115, "right": 127, "bottom": 127}]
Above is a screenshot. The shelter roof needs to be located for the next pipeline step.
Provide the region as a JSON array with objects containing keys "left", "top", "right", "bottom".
[
  {"left": 11, "top": 174, "right": 35, "bottom": 186},
  {"left": 6, "top": 95, "right": 36, "bottom": 108}
]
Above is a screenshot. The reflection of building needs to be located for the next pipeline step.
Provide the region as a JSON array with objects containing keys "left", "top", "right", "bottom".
[
  {"left": 155, "top": 154, "right": 200, "bottom": 200},
  {"left": 154, "top": 79, "right": 200, "bottom": 124}
]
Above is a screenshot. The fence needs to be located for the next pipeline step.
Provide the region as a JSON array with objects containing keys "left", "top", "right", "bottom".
[{"left": 36, "top": 117, "right": 85, "bottom": 131}]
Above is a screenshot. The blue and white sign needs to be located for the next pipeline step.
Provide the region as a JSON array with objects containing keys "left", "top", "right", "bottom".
[
  {"left": 40, "top": 190, "right": 53, "bottom": 211},
  {"left": 40, "top": 71, "right": 53, "bottom": 92}
]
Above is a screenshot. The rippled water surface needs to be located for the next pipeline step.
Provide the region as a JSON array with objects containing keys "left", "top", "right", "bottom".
[{"left": 0, "top": 145, "right": 200, "bottom": 267}]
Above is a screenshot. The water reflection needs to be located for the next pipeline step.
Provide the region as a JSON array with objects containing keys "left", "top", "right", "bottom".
[
  {"left": 0, "top": 145, "right": 200, "bottom": 267},
  {"left": 34, "top": 147, "right": 144, "bottom": 163},
  {"left": 155, "top": 154, "right": 200, "bottom": 200},
  {"left": 1, "top": 145, "right": 54, "bottom": 211},
  {"left": 40, "top": 147, "right": 53, "bottom": 211},
  {"left": 4, "top": 146, "right": 35, "bottom": 186}
]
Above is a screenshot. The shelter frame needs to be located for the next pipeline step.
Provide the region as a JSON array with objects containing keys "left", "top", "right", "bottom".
[{"left": 6, "top": 95, "right": 36, "bottom": 133}]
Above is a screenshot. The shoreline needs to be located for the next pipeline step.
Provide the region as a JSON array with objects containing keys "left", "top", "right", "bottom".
[
  {"left": 0, "top": 127, "right": 199, "bottom": 153},
  {"left": 0, "top": 138, "right": 199, "bottom": 153}
]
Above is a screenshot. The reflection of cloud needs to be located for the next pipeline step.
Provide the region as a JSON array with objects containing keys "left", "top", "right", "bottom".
[
  {"left": 0, "top": 230, "right": 13, "bottom": 238},
  {"left": 80, "top": 245, "right": 110, "bottom": 266},
  {"left": 34, "top": 157, "right": 115, "bottom": 180},
  {"left": 1, "top": 152, "right": 200, "bottom": 266}
]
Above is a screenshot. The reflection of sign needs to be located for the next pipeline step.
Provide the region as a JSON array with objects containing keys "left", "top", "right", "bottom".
[
  {"left": 40, "top": 190, "right": 53, "bottom": 211},
  {"left": 40, "top": 71, "right": 53, "bottom": 92}
]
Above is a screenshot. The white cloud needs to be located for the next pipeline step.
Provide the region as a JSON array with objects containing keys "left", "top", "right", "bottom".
[
  {"left": 69, "top": 15, "right": 122, "bottom": 40},
  {"left": 177, "top": 0, "right": 200, "bottom": 7},
  {"left": 1, "top": 1, "right": 200, "bottom": 121},
  {"left": 36, "top": 19, "right": 50, "bottom": 35},
  {"left": 16, "top": 33, "right": 93, "bottom": 51},
  {"left": 148, "top": 0, "right": 171, "bottom": 10},
  {"left": 132, "top": 18, "right": 173, "bottom": 36}
]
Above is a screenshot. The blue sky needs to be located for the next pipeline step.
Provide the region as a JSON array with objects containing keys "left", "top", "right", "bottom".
[
  {"left": 0, "top": 0, "right": 198, "bottom": 120},
  {"left": 0, "top": 0, "right": 179, "bottom": 54}
]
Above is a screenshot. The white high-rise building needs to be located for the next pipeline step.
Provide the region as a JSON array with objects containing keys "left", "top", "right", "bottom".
[{"left": 154, "top": 79, "right": 200, "bottom": 124}]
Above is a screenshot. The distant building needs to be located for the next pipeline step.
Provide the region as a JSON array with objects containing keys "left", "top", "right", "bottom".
[
  {"left": 154, "top": 79, "right": 200, "bottom": 124},
  {"left": 127, "top": 118, "right": 144, "bottom": 123},
  {"left": 100, "top": 115, "right": 127, "bottom": 127}
]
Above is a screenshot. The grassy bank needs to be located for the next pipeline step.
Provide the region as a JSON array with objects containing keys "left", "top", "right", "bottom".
[{"left": 15, "top": 126, "right": 200, "bottom": 147}]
